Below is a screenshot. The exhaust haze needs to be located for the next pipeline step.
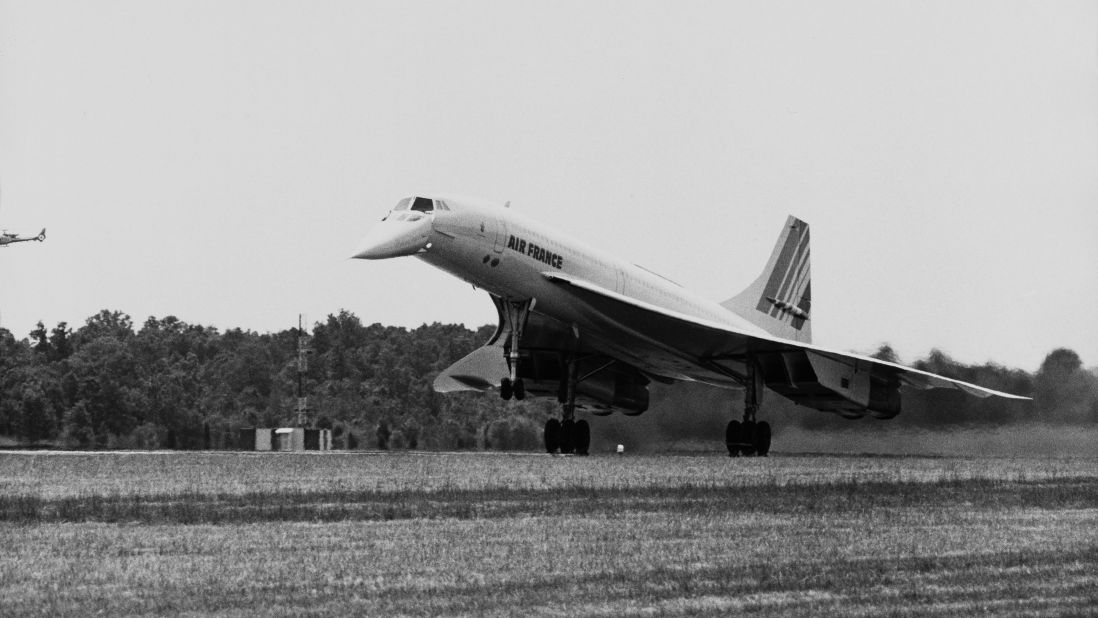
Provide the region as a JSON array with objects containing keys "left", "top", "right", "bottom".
[{"left": 589, "top": 382, "right": 1096, "bottom": 457}]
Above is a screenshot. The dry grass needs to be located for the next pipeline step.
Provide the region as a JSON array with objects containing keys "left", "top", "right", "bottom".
[
  {"left": 3, "top": 450, "right": 1094, "bottom": 498},
  {"left": 1, "top": 451, "right": 1096, "bottom": 616}
]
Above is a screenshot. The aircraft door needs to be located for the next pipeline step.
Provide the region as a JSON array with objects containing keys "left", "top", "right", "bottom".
[
  {"left": 476, "top": 216, "right": 505, "bottom": 254},
  {"left": 492, "top": 217, "right": 506, "bottom": 254}
]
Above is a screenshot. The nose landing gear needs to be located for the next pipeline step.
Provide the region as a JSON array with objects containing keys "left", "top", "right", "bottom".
[
  {"left": 500, "top": 376, "right": 526, "bottom": 401},
  {"left": 498, "top": 299, "right": 532, "bottom": 402}
]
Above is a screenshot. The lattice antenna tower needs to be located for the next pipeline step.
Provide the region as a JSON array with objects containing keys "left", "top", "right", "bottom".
[{"left": 295, "top": 314, "right": 314, "bottom": 427}]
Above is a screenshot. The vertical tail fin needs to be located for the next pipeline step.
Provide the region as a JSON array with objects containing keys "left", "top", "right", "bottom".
[{"left": 721, "top": 216, "right": 812, "bottom": 343}]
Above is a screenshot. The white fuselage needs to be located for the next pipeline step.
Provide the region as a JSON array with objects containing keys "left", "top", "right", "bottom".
[{"left": 354, "top": 195, "right": 766, "bottom": 383}]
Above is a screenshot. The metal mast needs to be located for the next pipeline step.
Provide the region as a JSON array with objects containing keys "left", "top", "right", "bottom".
[{"left": 295, "top": 314, "right": 312, "bottom": 428}]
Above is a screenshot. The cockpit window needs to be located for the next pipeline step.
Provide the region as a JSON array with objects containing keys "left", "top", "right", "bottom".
[
  {"left": 411, "top": 197, "right": 435, "bottom": 212},
  {"left": 393, "top": 198, "right": 411, "bottom": 211}
]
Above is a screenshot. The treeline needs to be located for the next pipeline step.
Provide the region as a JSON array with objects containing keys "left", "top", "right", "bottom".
[
  {"left": 794, "top": 344, "right": 1096, "bottom": 430},
  {"left": 0, "top": 310, "right": 553, "bottom": 450},
  {"left": 0, "top": 309, "right": 1094, "bottom": 450}
]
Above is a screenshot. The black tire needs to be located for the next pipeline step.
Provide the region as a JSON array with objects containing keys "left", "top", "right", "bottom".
[
  {"left": 574, "top": 419, "right": 591, "bottom": 456},
  {"left": 500, "top": 378, "right": 513, "bottom": 401},
  {"left": 544, "top": 418, "right": 561, "bottom": 453},
  {"left": 514, "top": 378, "right": 526, "bottom": 401},
  {"left": 754, "top": 421, "right": 772, "bottom": 457},
  {"left": 725, "top": 420, "right": 742, "bottom": 457},
  {"left": 742, "top": 420, "right": 757, "bottom": 456},
  {"left": 559, "top": 419, "right": 576, "bottom": 454}
]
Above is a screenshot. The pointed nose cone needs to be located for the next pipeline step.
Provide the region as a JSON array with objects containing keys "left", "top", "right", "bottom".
[{"left": 351, "top": 215, "right": 433, "bottom": 260}]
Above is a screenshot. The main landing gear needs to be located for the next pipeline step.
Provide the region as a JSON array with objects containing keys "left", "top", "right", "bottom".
[
  {"left": 545, "top": 339, "right": 590, "bottom": 456},
  {"left": 544, "top": 417, "right": 590, "bottom": 456},
  {"left": 726, "top": 360, "right": 771, "bottom": 457}
]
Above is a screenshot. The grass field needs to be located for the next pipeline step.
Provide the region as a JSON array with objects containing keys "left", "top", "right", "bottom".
[{"left": 1, "top": 451, "right": 1096, "bottom": 616}]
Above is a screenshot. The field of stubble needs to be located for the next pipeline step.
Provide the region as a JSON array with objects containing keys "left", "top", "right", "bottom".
[{"left": 1, "top": 451, "right": 1096, "bottom": 617}]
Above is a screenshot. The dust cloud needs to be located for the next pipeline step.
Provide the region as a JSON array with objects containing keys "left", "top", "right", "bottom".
[{"left": 588, "top": 383, "right": 1095, "bottom": 457}]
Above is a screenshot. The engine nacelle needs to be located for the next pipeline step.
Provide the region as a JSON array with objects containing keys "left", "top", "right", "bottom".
[
  {"left": 517, "top": 351, "right": 650, "bottom": 415},
  {"left": 867, "top": 382, "right": 901, "bottom": 419},
  {"left": 805, "top": 351, "right": 902, "bottom": 419},
  {"left": 576, "top": 369, "right": 649, "bottom": 415}
]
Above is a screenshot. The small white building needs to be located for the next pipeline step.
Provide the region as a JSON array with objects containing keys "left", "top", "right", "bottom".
[
  {"left": 242, "top": 427, "right": 331, "bottom": 451},
  {"left": 274, "top": 427, "right": 303, "bottom": 451}
]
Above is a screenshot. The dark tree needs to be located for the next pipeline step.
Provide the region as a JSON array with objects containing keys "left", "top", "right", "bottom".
[
  {"left": 1034, "top": 348, "right": 1098, "bottom": 424},
  {"left": 376, "top": 420, "right": 391, "bottom": 450},
  {"left": 49, "top": 322, "right": 73, "bottom": 361},
  {"left": 30, "top": 322, "right": 51, "bottom": 358}
]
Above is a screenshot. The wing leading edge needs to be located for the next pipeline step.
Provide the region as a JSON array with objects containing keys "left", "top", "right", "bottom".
[{"left": 541, "top": 271, "right": 1028, "bottom": 419}]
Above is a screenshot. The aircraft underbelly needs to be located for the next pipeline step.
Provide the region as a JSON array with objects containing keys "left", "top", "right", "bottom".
[
  {"left": 529, "top": 296, "right": 741, "bottom": 387},
  {"left": 424, "top": 230, "right": 741, "bottom": 387}
]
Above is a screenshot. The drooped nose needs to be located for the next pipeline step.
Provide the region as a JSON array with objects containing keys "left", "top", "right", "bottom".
[{"left": 351, "top": 214, "right": 433, "bottom": 259}]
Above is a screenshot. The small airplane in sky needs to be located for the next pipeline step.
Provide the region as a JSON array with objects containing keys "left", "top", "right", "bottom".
[
  {"left": 0, "top": 228, "right": 46, "bottom": 247},
  {"left": 352, "top": 195, "right": 1028, "bottom": 456}
]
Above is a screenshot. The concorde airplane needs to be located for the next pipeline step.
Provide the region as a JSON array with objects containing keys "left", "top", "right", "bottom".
[{"left": 352, "top": 195, "right": 1028, "bottom": 456}]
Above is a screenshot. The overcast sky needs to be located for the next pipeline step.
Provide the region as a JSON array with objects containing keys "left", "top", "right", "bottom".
[{"left": 1, "top": 1, "right": 1095, "bottom": 372}]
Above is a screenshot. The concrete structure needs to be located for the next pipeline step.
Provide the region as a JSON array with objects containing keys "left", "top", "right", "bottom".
[
  {"left": 254, "top": 428, "right": 272, "bottom": 451},
  {"left": 240, "top": 427, "right": 331, "bottom": 451}
]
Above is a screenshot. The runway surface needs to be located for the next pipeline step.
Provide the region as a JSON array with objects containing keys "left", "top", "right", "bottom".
[{"left": 2, "top": 451, "right": 1096, "bottom": 616}]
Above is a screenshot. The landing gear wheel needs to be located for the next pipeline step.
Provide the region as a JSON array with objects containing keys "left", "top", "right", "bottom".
[
  {"left": 500, "top": 378, "right": 513, "bottom": 401},
  {"left": 544, "top": 418, "right": 561, "bottom": 454},
  {"left": 513, "top": 378, "right": 526, "bottom": 401},
  {"left": 559, "top": 419, "right": 576, "bottom": 454},
  {"left": 725, "top": 420, "right": 743, "bottom": 457},
  {"left": 574, "top": 420, "right": 590, "bottom": 456},
  {"left": 728, "top": 357, "right": 772, "bottom": 457},
  {"left": 741, "top": 420, "right": 757, "bottom": 456},
  {"left": 754, "top": 421, "right": 771, "bottom": 457}
]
